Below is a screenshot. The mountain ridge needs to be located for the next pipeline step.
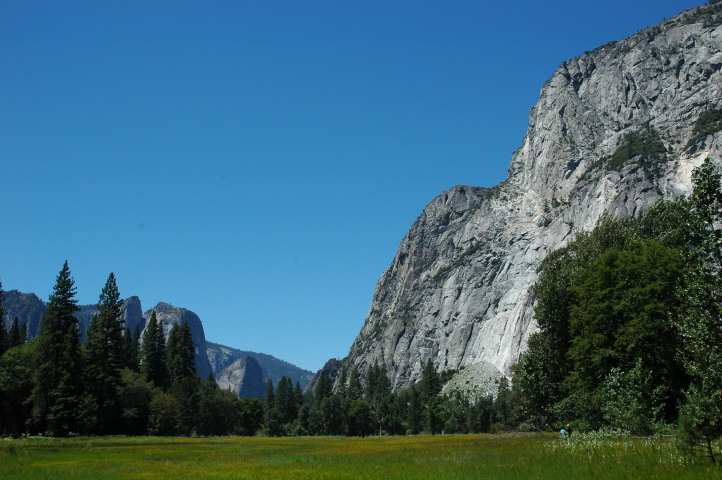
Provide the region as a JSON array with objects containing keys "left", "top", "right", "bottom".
[{"left": 1, "top": 290, "right": 312, "bottom": 394}]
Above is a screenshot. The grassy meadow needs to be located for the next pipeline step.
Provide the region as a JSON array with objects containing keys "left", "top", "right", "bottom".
[{"left": 1, "top": 432, "right": 720, "bottom": 480}]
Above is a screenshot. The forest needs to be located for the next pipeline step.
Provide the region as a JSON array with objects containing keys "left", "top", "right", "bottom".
[{"left": 1, "top": 159, "right": 721, "bottom": 462}]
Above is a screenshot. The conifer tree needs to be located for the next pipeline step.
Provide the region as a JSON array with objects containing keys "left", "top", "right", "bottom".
[
  {"left": 166, "top": 321, "right": 200, "bottom": 435},
  {"left": 166, "top": 321, "right": 196, "bottom": 385},
  {"left": 365, "top": 361, "right": 392, "bottom": 435},
  {"left": 122, "top": 326, "right": 140, "bottom": 371},
  {"left": 140, "top": 312, "right": 168, "bottom": 389},
  {"left": 420, "top": 359, "right": 443, "bottom": 434},
  {"left": 82, "top": 272, "right": 125, "bottom": 434},
  {"left": 7, "top": 318, "right": 25, "bottom": 349},
  {"left": 30, "top": 261, "right": 82, "bottom": 436},
  {"left": 263, "top": 379, "right": 282, "bottom": 436},
  {"left": 0, "top": 278, "right": 5, "bottom": 355},
  {"left": 0, "top": 323, "right": 5, "bottom": 357},
  {"left": 348, "top": 366, "right": 363, "bottom": 401}
]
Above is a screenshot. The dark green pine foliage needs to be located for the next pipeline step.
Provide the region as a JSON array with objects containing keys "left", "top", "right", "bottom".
[
  {"left": 347, "top": 366, "right": 363, "bottom": 401},
  {"left": 82, "top": 273, "right": 125, "bottom": 434},
  {"left": 197, "top": 376, "right": 239, "bottom": 436},
  {"left": 122, "top": 326, "right": 140, "bottom": 372},
  {"left": 420, "top": 359, "right": 443, "bottom": 434},
  {"left": 166, "top": 321, "right": 200, "bottom": 435},
  {"left": 365, "top": 360, "right": 393, "bottom": 436},
  {"left": 166, "top": 321, "right": 197, "bottom": 384},
  {"left": 7, "top": 318, "right": 26, "bottom": 349},
  {"left": 0, "top": 322, "right": 5, "bottom": 357},
  {"left": 0, "top": 338, "right": 37, "bottom": 436},
  {"left": 0, "top": 279, "right": 5, "bottom": 355},
  {"left": 303, "top": 372, "right": 332, "bottom": 435},
  {"left": 274, "top": 376, "right": 298, "bottom": 426},
  {"left": 140, "top": 311, "right": 168, "bottom": 389},
  {"left": 263, "top": 379, "right": 282, "bottom": 436},
  {"left": 676, "top": 158, "right": 722, "bottom": 462},
  {"left": 566, "top": 239, "right": 685, "bottom": 429},
  {"left": 30, "top": 261, "right": 82, "bottom": 436}
]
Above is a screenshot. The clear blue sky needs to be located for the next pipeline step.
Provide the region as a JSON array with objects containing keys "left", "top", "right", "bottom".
[{"left": 1, "top": 0, "right": 703, "bottom": 371}]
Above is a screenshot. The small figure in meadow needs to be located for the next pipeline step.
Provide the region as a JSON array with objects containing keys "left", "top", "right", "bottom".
[
  {"left": 560, "top": 427, "right": 568, "bottom": 438},
  {"left": 565, "top": 424, "right": 572, "bottom": 437}
]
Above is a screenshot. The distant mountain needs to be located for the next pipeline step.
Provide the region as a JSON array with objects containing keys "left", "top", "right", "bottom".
[
  {"left": 206, "top": 341, "right": 314, "bottom": 391},
  {"left": 2, "top": 290, "right": 45, "bottom": 339},
  {"left": 1, "top": 290, "right": 311, "bottom": 397}
]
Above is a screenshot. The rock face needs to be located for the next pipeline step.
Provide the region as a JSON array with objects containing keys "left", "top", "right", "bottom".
[
  {"left": 1, "top": 290, "right": 45, "bottom": 339},
  {"left": 214, "top": 355, "right": 266, "bottom": 398},
  {"left": 206, "top": 341, "right": 314, "bottom": 396},
  {"left": 344, "top": 3, "right": 722, "bottom": 392},
  {"left": 142, "top": 302, "right": 213, "bottom": 380},
  {"left": 121, "top": 296, "right": 146, "bottom": 336}
]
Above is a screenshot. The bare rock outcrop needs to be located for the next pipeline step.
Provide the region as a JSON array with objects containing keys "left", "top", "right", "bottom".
[{"left": 344, "top": 3, "right": 722, "bottom": 392}]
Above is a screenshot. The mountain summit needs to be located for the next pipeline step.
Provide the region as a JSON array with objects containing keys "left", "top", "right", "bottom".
[{"left": 344, "top": 2, "right": 722, "bottom": 392}]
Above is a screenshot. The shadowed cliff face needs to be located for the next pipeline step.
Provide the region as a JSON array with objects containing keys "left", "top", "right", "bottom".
[{"left": 345, "top": 3, "right": 722, "bottom": 392}]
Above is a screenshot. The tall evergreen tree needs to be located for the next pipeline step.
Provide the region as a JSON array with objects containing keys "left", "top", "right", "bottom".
[
  {"left": 122, "top": 326, "right": 140, "bottom": 372},
  {"left": 166, "top": 321, "right": 196, "bottom": 385},
  {"left": 263, "top": 379, "right": 282, "bottom": 436},
  {"left": 82, "top": 272, "right": 125, "bottom": 434},
  {"left": 0, "top": 278, "right": 5, "bottom": 355},
  {"left": 166, "top": 321, "right": 200, "bottom": 435},
  {"left": 365, "top": 361, "right": 393, "bottom": 435},
  {"left": 30, "top": 261, "right": 82, "bottom": 436},
  {"left": 140, "top": 311, "right": 168, "bottom": 389},
  {"left": 348, "top": 366, "right": 363, "bottom": 401},
  {"left": 7, "top": 317, "right": 25, "bottom": 349},
  {"left": 420, "top": 359, "right": 443, "bottom": 434}
]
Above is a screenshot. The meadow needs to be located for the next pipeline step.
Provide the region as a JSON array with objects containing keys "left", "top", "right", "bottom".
[{"left": 1, "top": 432, "right": 720, "bottom": 480}]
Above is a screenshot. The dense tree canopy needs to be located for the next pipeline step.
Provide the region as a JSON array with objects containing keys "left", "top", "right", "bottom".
[{"left": 514, "top": 158, "right": 722, "bottom": 452}]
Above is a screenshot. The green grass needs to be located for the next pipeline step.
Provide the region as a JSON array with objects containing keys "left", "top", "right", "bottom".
[{"left": 1, "top": 433, "right": 720, "bottom": 479}]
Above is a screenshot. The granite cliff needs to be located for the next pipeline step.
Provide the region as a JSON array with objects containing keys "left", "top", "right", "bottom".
[{"left": 344, "top": 2, "right": 722, "bottom": 393}]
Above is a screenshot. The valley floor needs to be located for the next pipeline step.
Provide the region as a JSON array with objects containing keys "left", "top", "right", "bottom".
[{"left": 0, "top": 433, "right": 720, "bottom": 479}]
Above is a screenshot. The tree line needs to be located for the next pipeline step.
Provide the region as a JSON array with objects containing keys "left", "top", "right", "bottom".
[
  {"left": 511, "top": 158, "right": 722, "bottom": 462},
  {"left": 257, "top": 359, "right": 514, "bottom": 437},
  {"left": 0, "top": 266, "right": 513, "bottom": 438},
  {"left": 0, "top": 268, "right": 241, "bottom": 437},
  {"left": 2, "top": 159, "right": 720, "bottom": 454}
]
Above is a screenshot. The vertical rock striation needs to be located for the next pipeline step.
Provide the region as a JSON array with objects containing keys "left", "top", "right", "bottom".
[{"left": 344, "top": 3, "right": 722, "bottom": 392}]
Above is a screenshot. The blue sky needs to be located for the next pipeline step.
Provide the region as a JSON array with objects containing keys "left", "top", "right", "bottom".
[{"left": 1, "top": 0, "right": 703, "bottom": 371}]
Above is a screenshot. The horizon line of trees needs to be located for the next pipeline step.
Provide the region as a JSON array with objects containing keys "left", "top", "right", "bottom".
[
  {"left": 1, "top": 160, "right": 721, "bottom": 462},
  {"left": 0, "top": 268, "right": 241, "bottom": 437},
  {"left": 0, "top": 266, "right": 512, "bottom": 439}
]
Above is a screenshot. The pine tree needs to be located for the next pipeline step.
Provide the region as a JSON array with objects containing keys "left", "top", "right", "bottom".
[
  {"left": 166, "top": 321, "right": 200, "bottom": 435},
  {"left": 30, "top": 261, "right": 82, "bottom": 436},
  {"left": 420, "top": 359, "right": 443, "bottom": 434},
  {"left": 7, "top": 317, "right": 25, "bottom": 349},
  {"left": 140, "top": 311, "right": 168, "bottom": 389},
  {"left": 122, "top": 326, "right": 140, "bottom": 371},
  {"left": 0, "top": 278, "right": 5, "bottom": 355},
  {"left": 166, "top": 321, "right": 196, "bottom": 385},
  {"left": 348, "top": 366, "right": 363, "bottom": 401},
  {"left": 0, "top": 322, "right": 6, "bottom": 357},
  {"left": 365, "top": 361, "right": 392, "bottom": 435},
  {"left": 263, "top": 379, "right": 282, "bottom": 436},
  {"left": 82, "top": 272, "right": 125, "bottom": 434}
]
